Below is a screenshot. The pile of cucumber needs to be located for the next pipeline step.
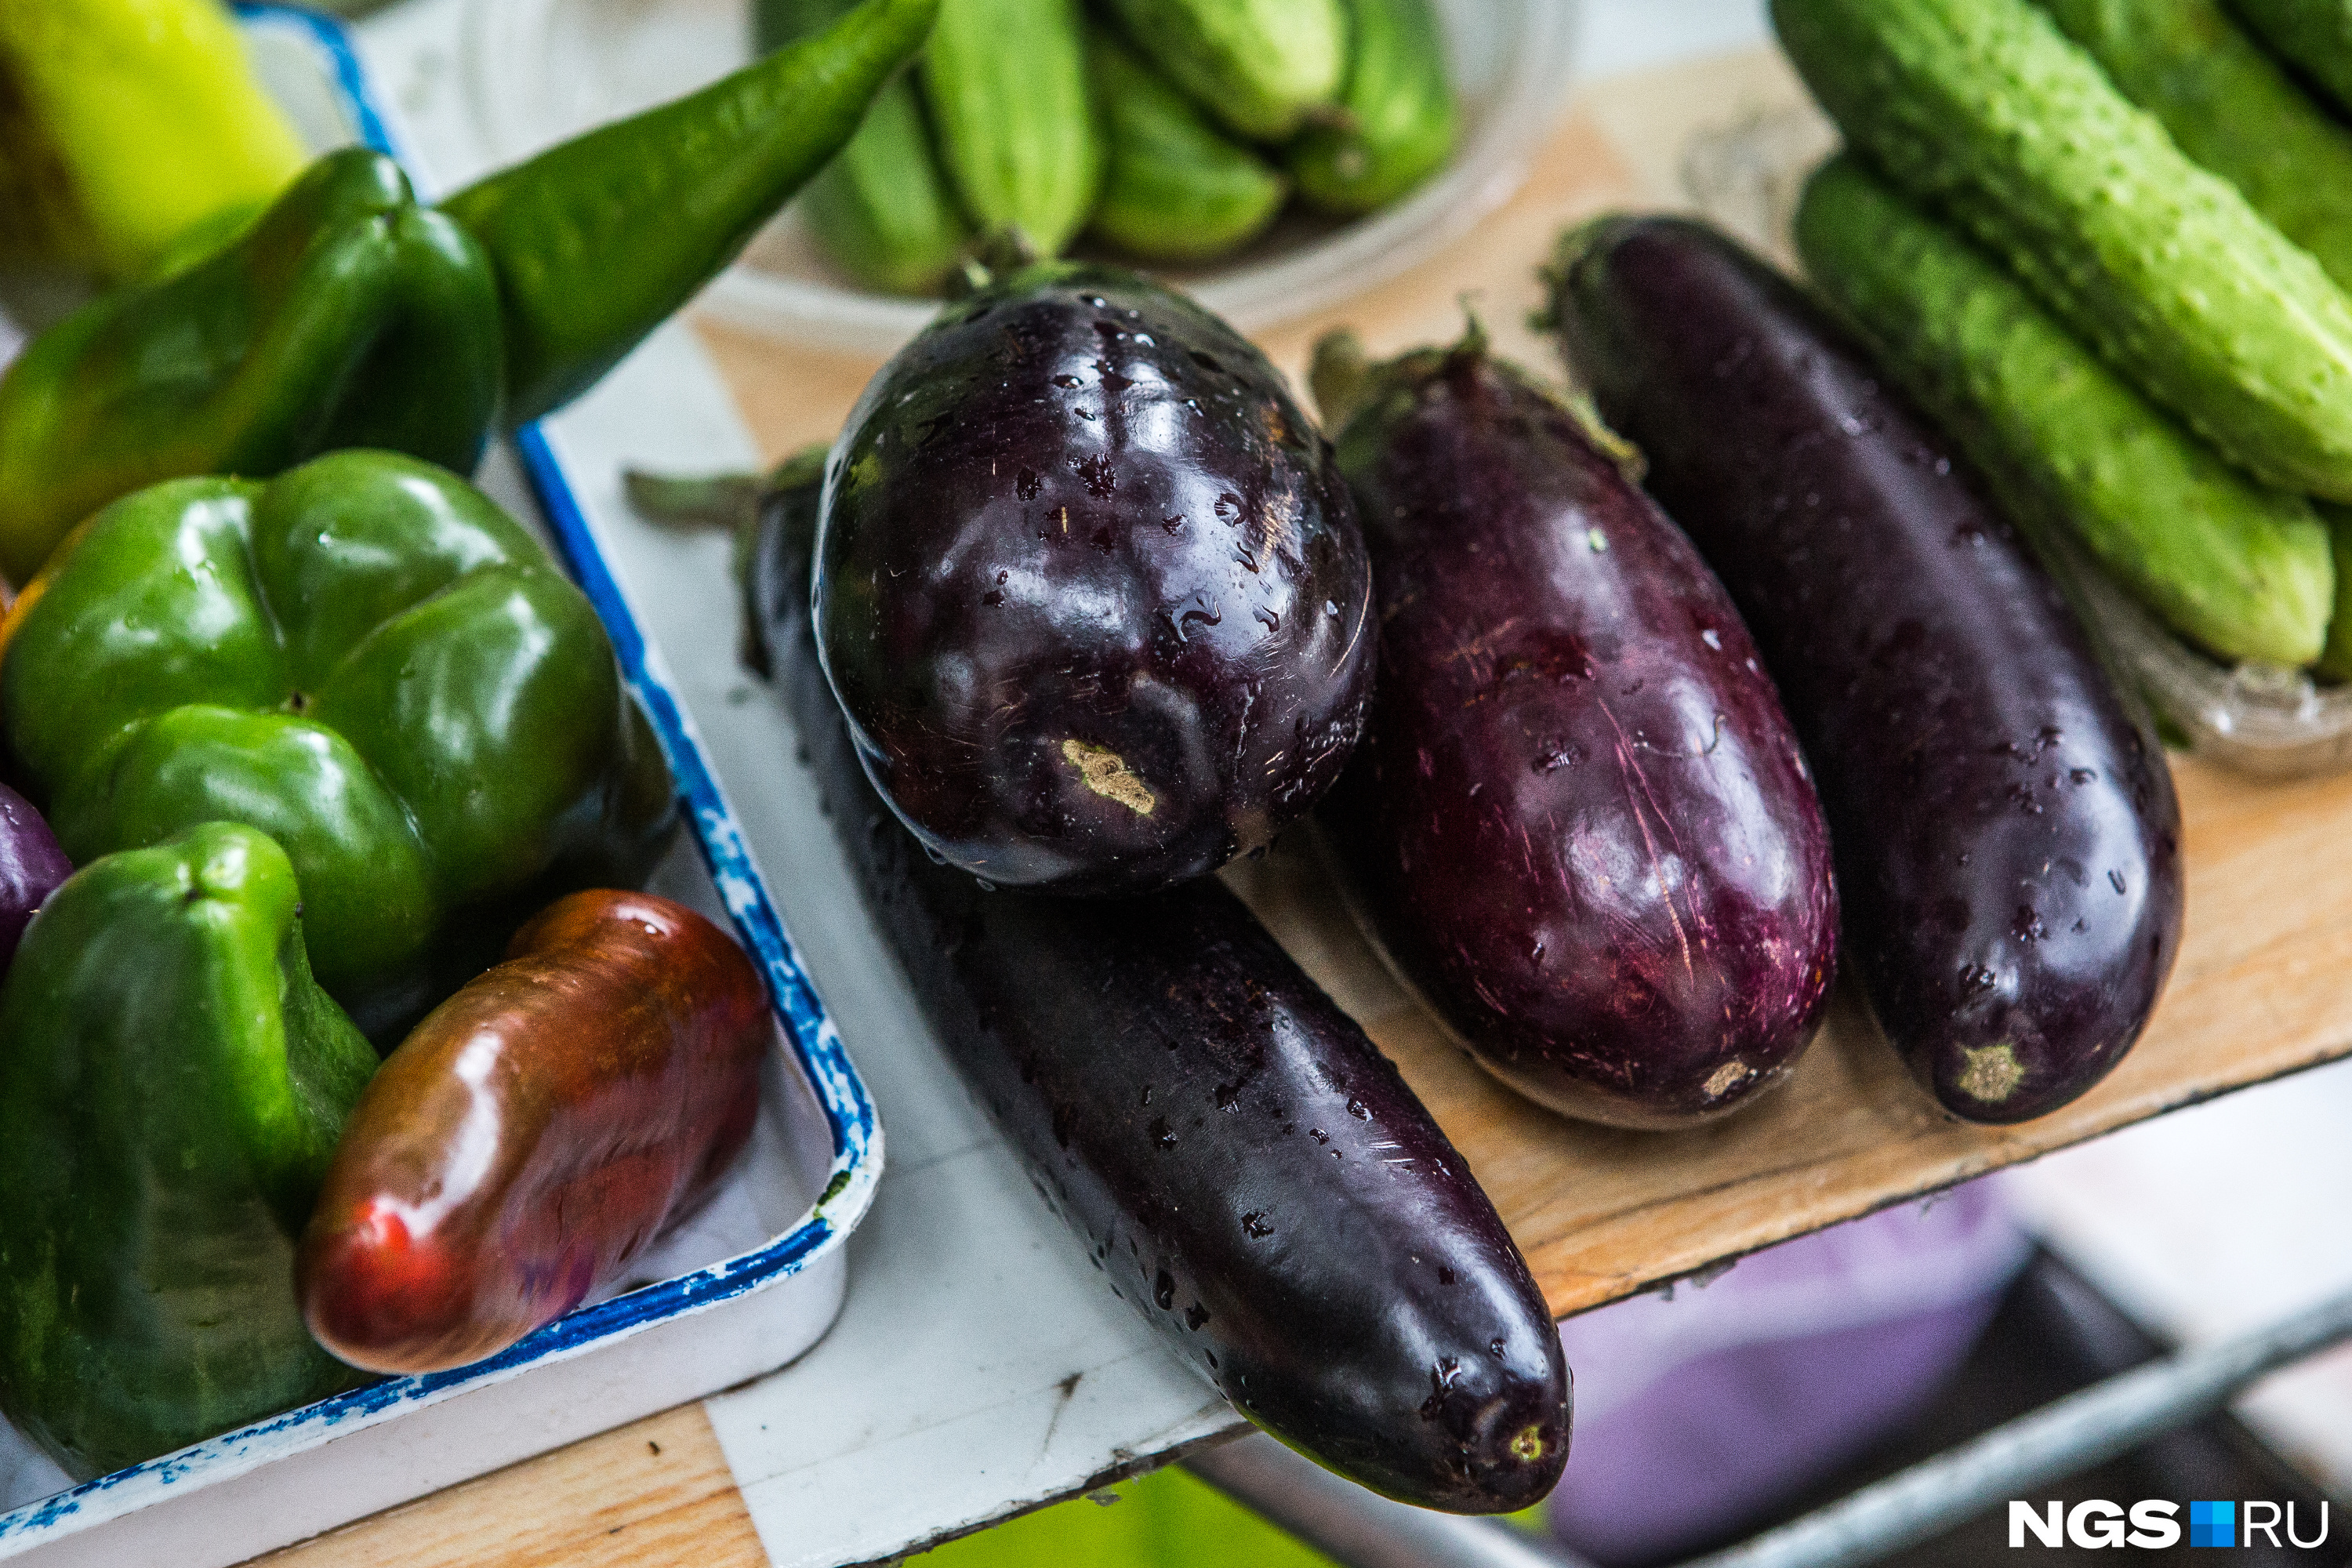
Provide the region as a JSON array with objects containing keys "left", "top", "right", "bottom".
[
  {"left": 756, "top": 0, "right": 1458, "bottom": 294},
  {"left": 1772, "top": 0, "right": 2352, "bottom": 678}
]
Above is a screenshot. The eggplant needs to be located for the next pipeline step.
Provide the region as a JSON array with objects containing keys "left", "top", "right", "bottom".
[
  {"left": 1547, "top": 216, "right": 2183, "bottom": 1123},
  {"left": 813, "top": 262, "right": 1375, "bottom": 896},
  {"left": 756, "top": 465, "right": 1568, "bottom": 1512},
  {"left": 1308, "top": 332, "right": 1839, "bottom": 1128},
  {"left": 0, "top": 783, "right": 70, "bottom": 968}
]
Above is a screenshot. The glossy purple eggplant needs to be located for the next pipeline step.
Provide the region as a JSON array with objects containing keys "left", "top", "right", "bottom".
[
  {"left": 1311, "top": 333, "right": 1838, "bottom": 1128},
  {"left": 0, "top": 783, "right": 70, "bottom": 967},
  {"left": 757, "top": 463, "right": 1568, "bottom": 1512},
  {"left": 1547, "top": 216, "right": 2183, "bottom": 1123},
  {"left": 812, "top": 262, "right": 1375, "bottom": 896}
]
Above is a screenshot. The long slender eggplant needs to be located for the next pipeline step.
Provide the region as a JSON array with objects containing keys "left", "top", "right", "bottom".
[
  {"left": 1547, "top": 216, "right": 2183, "bottom": 1123},
  {"left": 755, "top": 464, "right": 1566, "bottom": 1512},
  {"left": 1310, "top": 332, "right": 1839, "bottom": 1128},
  {"left": 813, "top": 262, "right": 1375, "bottom": 897}
]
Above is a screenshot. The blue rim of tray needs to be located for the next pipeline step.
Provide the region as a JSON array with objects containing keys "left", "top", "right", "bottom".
[{"left": 1, "top": 4, "right": 879, "bottom": 1541}]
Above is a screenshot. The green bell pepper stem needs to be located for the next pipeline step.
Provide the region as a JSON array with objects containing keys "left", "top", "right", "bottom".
[
  {"left": 0, "top": 149, "right": 502, "bottom": 587},
  {"left": 443, "top": 0, "right": 942, "bottom": 425},
  {"left": 0, "top": 822, "right": 379, "bottom": 1479}
]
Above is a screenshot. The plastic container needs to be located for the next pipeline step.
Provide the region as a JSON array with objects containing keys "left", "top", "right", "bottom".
[
  {"left": 459, "top": 0, "right": 1584, "bottom": 354},
  {"left": 0, "top": 11, "right": 881, "bottom": 1562}
]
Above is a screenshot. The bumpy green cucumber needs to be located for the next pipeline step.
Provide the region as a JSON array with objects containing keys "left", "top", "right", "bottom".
[
  {"left": 1797, "top": 154, "right": 2334, "bottom": 668},
  {"left": 1087, "top": 29, "right": 1286, "bottom": 262},
  {"left": 2231, "top": 0, "right": 2352, "bottom": 115},
  {"left": 2040, "top": 0, "right": 2352, "bottom": 294},
  {"left": 922, "top": 0, "right": 1101, "bottom": 256},
  {"left": 1773, "top": 0, "right": 2352, "bottom": 502},
  {"left": 1105, "top": 0, "right": 1346, "bottom": 142},
  {"left": 757, "top": 0, "right": 969, "bottom": 294},
  {"left": 1289, "top": 0, "right": 1456, "bottom": 214}
]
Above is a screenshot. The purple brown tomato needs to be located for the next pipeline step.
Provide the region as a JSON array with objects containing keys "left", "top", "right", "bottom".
[
  {"left": 1546, "top": 216, "right": 2182, "bottom": 1123},
  {"left": 0, "top": 782, "right": 71, "bottom": 967},
  {"left": 813, "top": 263, "right": 1375, "bottom": 895},
  {"left": 1311, "top": 332, "right": 1839, "bottom": 1128},
  {"left": 299, "top": 890, "right": 769, "bottom": 1374}
]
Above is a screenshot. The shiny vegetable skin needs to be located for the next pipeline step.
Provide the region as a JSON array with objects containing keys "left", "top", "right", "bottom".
[
  {"left": 757, "top": 472, "right": 1567, "bottom": 1512},
  {"left": 0, "top": 785, "right": 70, "bottom": 967},
  {"left": 300, "top": 890, "right": 766, "bottom": 1374},
  {"left": 1549, "top": 216, "right": 2183, "bottom": 1123},
  {"left": 0, "top": 451, "right": 677, "bottom": 1037},
  {"left": 814, "top": 263, "right": 1374, "bottom": 895},
  {"left": 1312, "top": 335, "right": 1838, "bottom": 1128},
  {"left": 443, "top": 0, "right": 942, "bottom": 421},
  {"left": 0, "top": 824, "right": 377, "bottom": 1478}
]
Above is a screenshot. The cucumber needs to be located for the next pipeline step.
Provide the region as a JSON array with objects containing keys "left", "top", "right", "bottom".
[
  {"left": 757, "top": 0, "right": 970, "bottom": 294},
  {"left": 2039, "top": 0, "right": 2352, "bottom": 295},
  {"left": 1289, "top": 0, "right": 1457, "bottom": 215},
  {"left": 1796, "top": 154, "right": 2334, "bottom": 669},
  {"left": 1087, "top": 27, "right": 1286, "bottom": 262},
  {"left": 1773, "top": 0, "right": 2352, "bottom": 502},
  {"left": 2232, "top": 0, "right": 2352, "bottom": 116},
  {"left": 921, "top": 0, "right": 1102, "bottom": 256},
  {"left": 1105, "top": 0, "right": 1347, "bottom": 143},
  {"left": 2324, "top": 507, "right": 2352, "bottom": 678}
]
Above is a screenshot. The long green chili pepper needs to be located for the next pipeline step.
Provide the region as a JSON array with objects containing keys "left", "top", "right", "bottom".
[{"left": 441, "top": 0, "right": 939, "bottom": 423}]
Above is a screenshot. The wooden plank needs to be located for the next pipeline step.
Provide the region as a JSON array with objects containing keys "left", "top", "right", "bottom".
[{"left": 249, "top": 1405, "right": 762, "bottom": 1568}]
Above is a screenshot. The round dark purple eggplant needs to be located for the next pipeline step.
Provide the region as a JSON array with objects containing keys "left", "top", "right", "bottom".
[
  {"left": 1547, "top": 216, "right": 2183, "bottom": 1124},
  {"left": 0, "top": 782, "right": 69, "bottom": 968},
  {"left": 1311, "top": 334, "right": 1839, "bottom": 1128},
  {"left": 812, "top": 262, "right": 1374, "bottom": 896},
  {"left": 756, "top": 467, "right": 1568, "bottom": 1512}
]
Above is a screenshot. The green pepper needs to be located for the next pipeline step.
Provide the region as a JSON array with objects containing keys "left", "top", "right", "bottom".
[
  {"left": 0, "top": 0, "right": 308, "bottom": 281},
  {"left": 0, "top": 822, "right": 379, "bottom": 1479},
  {"left": 0, "top": 148, "right": 502, "bottom": 589},
  {"left": 0, "top": 451, "right": 675, "bottom": 1036},
  {"left": 0, "top": 0, "right": 940, "bottom": 586}
]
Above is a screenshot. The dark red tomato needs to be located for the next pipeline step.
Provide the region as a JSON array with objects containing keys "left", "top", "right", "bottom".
[{"left": 299, "top": 889, "right": 768, "bottom": 1373}]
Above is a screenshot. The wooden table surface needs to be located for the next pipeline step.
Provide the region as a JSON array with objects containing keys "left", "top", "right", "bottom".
[{"left": 250, "top": 45, "right": 2352, "bottom": 1566}]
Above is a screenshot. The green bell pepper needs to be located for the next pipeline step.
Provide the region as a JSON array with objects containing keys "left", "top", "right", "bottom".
[
  {"left": 0, "top": 0, "right": 941, "bottom": 588},
  {"left": 0, "top": 148, "right": 502, "bottom": 589},
  {"left": 0, "top": 451, "right": 676, "bottom": 1036},
  {"left": 0, "top": 822, "right": 379, "bottom": 1479}
]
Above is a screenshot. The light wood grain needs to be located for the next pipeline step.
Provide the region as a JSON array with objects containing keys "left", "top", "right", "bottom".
[
  {"left": 249, "top": 1404, "right": 761, "bottom": 1568},
  {"left": 240, "top": 43, "right": 2352, "bottom": 1565}
]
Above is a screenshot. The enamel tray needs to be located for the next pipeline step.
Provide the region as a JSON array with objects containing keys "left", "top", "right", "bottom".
[{"left": 0, "top": 9, "right": 881, "bottom": 1562}]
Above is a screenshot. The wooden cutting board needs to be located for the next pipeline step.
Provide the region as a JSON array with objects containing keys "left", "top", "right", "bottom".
[{"left": 251, "top": 44, "right": 2352, "bottom": 1566}]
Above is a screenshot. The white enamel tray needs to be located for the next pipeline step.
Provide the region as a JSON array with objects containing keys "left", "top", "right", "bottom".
[{"left": 0, "top": 9, "right": 880, "bottom": 1562}]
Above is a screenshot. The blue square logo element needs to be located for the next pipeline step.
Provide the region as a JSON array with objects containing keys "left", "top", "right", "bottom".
[{"left": 2190, "top": 1501, "right": 2237, "bottom": 1548}]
